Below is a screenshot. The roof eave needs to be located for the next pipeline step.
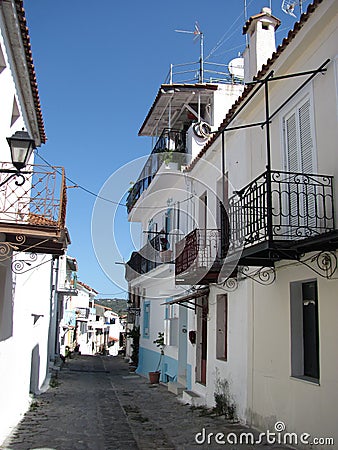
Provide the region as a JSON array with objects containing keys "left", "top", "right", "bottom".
[{"left": 2, "top": 1, "right": 46, "bottom": 145}]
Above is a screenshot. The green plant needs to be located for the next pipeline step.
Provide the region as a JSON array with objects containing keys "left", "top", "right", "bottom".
[
  {"left": 163, "top": 151, "right": 173, "bottom": 164},
  {"left": 30, "top": 401, "right": 39, "bottom": 410},
  {"left": 213, "top": 373, "right": 237, "bottom": 421},
  {"left": 49, "top": 377, "right": 60, "bottom": 388},
  {"left": 126, "top": 326, "right": 140, "bottom": 366},
  {"left": 153, "top": 331, "right": 165, "bottom": 372}
]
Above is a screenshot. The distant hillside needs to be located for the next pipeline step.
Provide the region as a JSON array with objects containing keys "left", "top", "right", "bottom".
[{"left": 94, "top": 298, "right": 128, "bottom": 316}]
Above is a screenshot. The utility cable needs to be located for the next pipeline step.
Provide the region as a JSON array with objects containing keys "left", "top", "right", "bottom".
[{"left": 34, "top": 150, "right": 194, "bottom": 210}]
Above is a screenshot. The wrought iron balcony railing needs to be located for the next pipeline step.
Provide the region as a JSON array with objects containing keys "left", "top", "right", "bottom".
[
  {"left": 0, "top": 162, "right": 67, "bottom": 229},
  {"left": 228, "top": 170, "right": 335, "bottom": 254},
  {"left": 126, "top": 129, "right": 187, "bottom": 213},
  {"left": 125, "top": 234, "right": 178, "bottom": 282},
  {"left": 175, "top": 229, "right": 223, "bottom": 284}
]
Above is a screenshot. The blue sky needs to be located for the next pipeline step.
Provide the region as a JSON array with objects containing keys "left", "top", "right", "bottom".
[{"left": 24, "top": 0, "right": 300, "bottom": 298}]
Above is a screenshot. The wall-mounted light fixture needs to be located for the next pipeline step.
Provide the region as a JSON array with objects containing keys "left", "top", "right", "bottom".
[{"left": 0, "top": 129, "right": 35, "bottom": 187}]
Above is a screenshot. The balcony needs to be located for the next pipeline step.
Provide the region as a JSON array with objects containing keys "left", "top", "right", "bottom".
[
  {"left": 75, "top": 307, "right": 90, "bottom": 320},
  {"left": 126, "top": 129, "right": 186, "bottom": 213},
  {"left": 227, "top": 170, "right": 338, "bottom": 266},
  {"left": 125, "top": 234, "right": 175, "bottom": 282},
  {"left": 175, "top": 229, "right": 224, "bottom": 285},
  {"left": 0, "top": 163, "right": 68, "bottom": 255}
]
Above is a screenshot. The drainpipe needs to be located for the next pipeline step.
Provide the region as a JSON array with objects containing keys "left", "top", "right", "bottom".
[{"left": 47, "top": 256, "right": 59, "bottom": 373}]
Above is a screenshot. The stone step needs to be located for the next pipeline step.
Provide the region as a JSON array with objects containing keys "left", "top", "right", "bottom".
[
  {"left": 181, "top": 390, "right": 205, "bottom": 407},
  {"left": 167, "top": 382, "right": 185, "bottom": 395}
]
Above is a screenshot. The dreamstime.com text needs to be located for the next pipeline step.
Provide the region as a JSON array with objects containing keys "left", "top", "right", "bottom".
[{"left": 195, "top": 421, "right": 334, "bottom": 446}]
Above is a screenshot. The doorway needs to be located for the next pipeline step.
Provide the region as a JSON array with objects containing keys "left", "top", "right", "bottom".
[{"left": 196, "top": 295, "right": 208, "bottom": 385}]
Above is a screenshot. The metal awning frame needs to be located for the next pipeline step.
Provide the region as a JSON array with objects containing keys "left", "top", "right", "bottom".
[{"left": 161, "top": 287, "right": 209, "bottom": 310}]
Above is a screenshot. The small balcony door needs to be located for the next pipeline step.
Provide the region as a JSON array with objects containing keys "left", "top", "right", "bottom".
[{"left": 283, "top": 96, "right": 317, "bottom": 236}]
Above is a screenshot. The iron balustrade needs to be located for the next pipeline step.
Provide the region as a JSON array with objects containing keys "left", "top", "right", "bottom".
[
  {"left": 228, "top": 170, "right": 335, "bottom": 253},
  {"left": 0, "top": 162, "right": 67, "bottom": 229},
  {"left": 125, "top": 234, "right": 177, "bottom": 282},
  {"left": 126, "top": 129, "right": 187, "bottom": 213},
  {"left": 175, "top": 229, "right": 222, "bottom": 280}
]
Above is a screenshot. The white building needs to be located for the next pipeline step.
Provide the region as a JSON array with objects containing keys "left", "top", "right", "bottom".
[
  {"left": 125, "top": 51, "right": 244, "bottom": 383},
  {"left": 0, "top": 1, "right": 69, "bottom": 444},
  {"left": 57, "top": 255, "right": 78, "bottom": 356},
  {"left": 126, "top": 0, "right": 338, "bottom": 447},
  {"left": 75, "top": 281, "right": 97, "bottom": 355},
  {"left": 104, "top": 309, "right": 125, "bottom": 356}
]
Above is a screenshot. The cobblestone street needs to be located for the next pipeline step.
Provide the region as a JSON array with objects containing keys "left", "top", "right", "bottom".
[{"left": 1, "top": 355, "right": 292, "bottom": 450}]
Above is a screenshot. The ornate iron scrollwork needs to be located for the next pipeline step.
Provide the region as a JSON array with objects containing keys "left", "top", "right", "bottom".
[
  {"left": 221, "top": 276, "right": 238, "bottom": 292},
  {"left": 0, "top": 242, "right": 18, "bottom": 261},
  {"left": 238, "top": 266, "right": 276, "bottom": 285},
  {"left": 299, "top": 251, "right": 337, "bottom": 279},
  {"left": 0, "top": 235, "right": 26, "bottom": 261},
  {"left": 11, "top": 253, "right": 38, "bottom": 274}
]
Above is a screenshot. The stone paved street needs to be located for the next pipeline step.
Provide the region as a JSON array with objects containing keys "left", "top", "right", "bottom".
[{"left": 1, "top": 355, "right": 292, "bottom": 450}]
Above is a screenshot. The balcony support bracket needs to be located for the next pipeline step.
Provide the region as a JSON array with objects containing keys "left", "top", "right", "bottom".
[
  {"left": 11, "top": 253, "right": 39, "bottom": 274},
  {"left": 297, "top": 251, "right": 337, "bottom": 279}
]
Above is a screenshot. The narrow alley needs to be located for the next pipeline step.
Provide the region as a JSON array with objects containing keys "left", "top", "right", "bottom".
[{"left": 1, "top": 355, "right": 291, "bottom": 450}]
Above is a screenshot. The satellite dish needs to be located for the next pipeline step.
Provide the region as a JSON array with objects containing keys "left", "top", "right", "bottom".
[{"left": 228, "top": 57, "right": 244, "bottom": 79}]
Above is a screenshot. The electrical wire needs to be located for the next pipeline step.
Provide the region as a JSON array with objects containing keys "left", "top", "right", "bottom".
[
  {"left": 205, "top": 0, "right": 256, "bottom": 61},
  {"left": 96, "top": 291, "right": 127, "bottom": 297},
  {"left": 34, "top": 150, "right": 194, "bottom": 210},
  {"left": 35, "top": 150, "right": 127, "bottom": 207}
]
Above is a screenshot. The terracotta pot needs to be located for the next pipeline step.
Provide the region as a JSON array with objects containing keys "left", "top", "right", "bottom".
[{"left": 148, "top": 371, "right": 160, "bottom": 384}]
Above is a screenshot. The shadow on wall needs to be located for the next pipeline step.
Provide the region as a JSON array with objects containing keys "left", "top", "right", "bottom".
[
  {"left": 29, "top": 344, "right": 40, "bottom": 394},
  {"left": 0, "top": 263, "right": 14, "bottom": 341}
]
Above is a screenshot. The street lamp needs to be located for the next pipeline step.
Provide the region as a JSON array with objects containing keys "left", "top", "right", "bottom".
[{"left": 0, "top": 129, "right": 35, "bottom": 187}]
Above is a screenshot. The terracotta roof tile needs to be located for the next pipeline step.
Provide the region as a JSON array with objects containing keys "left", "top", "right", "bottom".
[
  {"left": 15, "top": 0, "right": 46, "bottom": 144},
  {"left": 243, "top": 10, "right": 281, "bottom": 34},
  {"left": 78, "top": 280, "right": 98, "bottom": 294}
]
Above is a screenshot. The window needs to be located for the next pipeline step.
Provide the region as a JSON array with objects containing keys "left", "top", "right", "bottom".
[
  {"left": 164, "top": 299, "right": 178, "bottom": 347},
  {"left": 283, "top": 96, "right": 316, "bottom": 230},
  {"left": 143, "top": 300, "right": 150, "bottom": 338},
  {"left": 216, "top": 294, "right": 228, "bottom": 360},
  {"left": 11, "top": 96, "right": 20, "bottom": 127},
  {"left": 284, "top": 96, "right": 315, "bottom": 174},
  {"left": 79, "top": 321, "right": 87, "bottom": 334},
  {"left": 290, "top": 280, "right": 319, "bottom": 382},
  {"left": 0, "top": 44, "right": 6, "bottom": 73}
]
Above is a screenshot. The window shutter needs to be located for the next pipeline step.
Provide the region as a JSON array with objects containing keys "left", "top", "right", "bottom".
[
  {"left": 299, "top": 99, "right": 313, "bottom": 173},
  {"left": 283, "top": 97, "right": 316, "bottom": 235},
  {"left": 285, "top": 112, "right": 298, "bottom": 172}
]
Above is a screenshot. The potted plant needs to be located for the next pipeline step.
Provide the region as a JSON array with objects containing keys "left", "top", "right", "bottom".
[
  {"left": 163, "top": 151, "right": 178, "bottom": 170},
  {"left": 149, "top": 331, "right": 165, "bottom": 384},
  {"left": 126, "top": 326, "right": 140, "bottom": 371}
]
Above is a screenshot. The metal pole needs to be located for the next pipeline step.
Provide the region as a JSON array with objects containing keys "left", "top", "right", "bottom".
[
  {"left": 264, "top": 76, "right": 273, "bottom": 244},
  {"left": 244, "top": 0, "right": 248, "bottom": 46},
  {"left": 199, "top": 32, "right": 204, "bottom": 83}
]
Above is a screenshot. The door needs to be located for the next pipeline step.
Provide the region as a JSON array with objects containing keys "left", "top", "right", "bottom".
[
  {"left": 284, "top": 96, "right": 316, "bottom": 235},
  {"left": 177, "top": 305, "right": 188, "bottom": 386},
  {"left": 196, "top": 295, "right": 208, "bottom": 385}
]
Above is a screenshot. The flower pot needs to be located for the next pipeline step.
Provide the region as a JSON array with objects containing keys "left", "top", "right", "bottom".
[{"left": 148, "top": 371, "right": 160, "bottom": 384}]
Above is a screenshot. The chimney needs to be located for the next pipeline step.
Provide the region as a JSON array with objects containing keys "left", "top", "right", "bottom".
[{"left": 243, "top": 7, "right": 281, "bottom": 83}]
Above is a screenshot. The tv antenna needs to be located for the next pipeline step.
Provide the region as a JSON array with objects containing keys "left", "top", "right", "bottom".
[
  {"left": 175, "top": 22, "right": 204, "bottom": 83},
  {"left": 281, "top": 0, "right": 305, "bottom": 18}
]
